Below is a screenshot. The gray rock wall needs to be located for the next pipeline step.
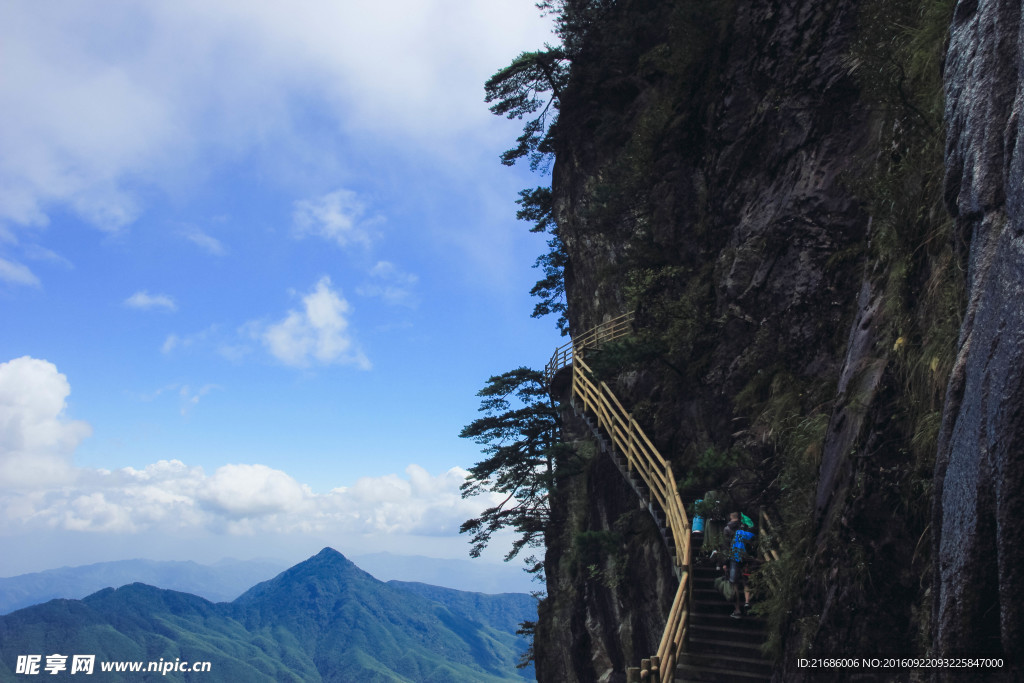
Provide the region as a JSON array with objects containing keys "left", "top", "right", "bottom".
[
  {"left": 532, "top": 0, "right": 1024, "bottom": 677},
  {"left": 934, "top": 0, "right": 1024, "bottom": 674},
  {"left": 544, "top": 0, "right": 878, "bottom": 678},
  {"left": 534, "top": 408, "right": 675, "bottom": 683}
]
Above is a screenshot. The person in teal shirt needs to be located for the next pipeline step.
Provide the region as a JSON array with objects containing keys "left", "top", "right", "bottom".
[{"left": 729, "top": 517, "right": 755, "bottom": 618}]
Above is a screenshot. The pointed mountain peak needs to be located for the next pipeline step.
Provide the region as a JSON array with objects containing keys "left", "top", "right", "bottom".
[
  {"left": 231, "top": 548, "right": 379, "bottom": 608},
  {"left": 313, "top": 547, "right": 346, "bottom": 561},
  {"left": 299, "top": 547, "right": 364, "bottom": 574},
  {"left": 275, "top": 547, "right": 370, "bottom": 580}
]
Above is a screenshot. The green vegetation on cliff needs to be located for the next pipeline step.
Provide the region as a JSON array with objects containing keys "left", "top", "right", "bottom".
[
  {"left": 475, "top": 0, "right": 970, "bottom": 679},
  {"left": 759, "top": 0, "right": 959, "bottom": 662}
]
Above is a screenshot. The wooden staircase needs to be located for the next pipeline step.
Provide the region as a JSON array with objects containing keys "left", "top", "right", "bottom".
[
  {"left": 676, "top": 563, "right": 771, "bottom": 682},
  {"left": 545, "top": 312, "right": 776, "bottom": 682}
]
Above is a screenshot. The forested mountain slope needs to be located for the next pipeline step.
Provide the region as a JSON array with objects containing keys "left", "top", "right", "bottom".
[{"left": 0, "top": 549, "right": 533, "bottom": 682}]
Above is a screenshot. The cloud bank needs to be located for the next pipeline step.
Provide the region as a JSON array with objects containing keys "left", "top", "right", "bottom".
[
  {"left": 4, "top": 460, "right": 478, "bottom": 538},
  {"left": 0, "top": 0, "right": 551, "bottom": 279},
  {"left": 0, "top": 356, "right": 491, "bottom": 539}
]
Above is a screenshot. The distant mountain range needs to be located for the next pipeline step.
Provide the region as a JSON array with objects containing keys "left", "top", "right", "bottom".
[
  {"left": 351, "top": 552, "right": 536, "bottom": 595},
  {"left": 0, "top": 552, "right": 535, "bottom": 616},
  {"left": 0, "top": 549, "right": 535, "bottom": 682},
  {"left": 0, "top": 558, "right": 287, "bottom": 615}
]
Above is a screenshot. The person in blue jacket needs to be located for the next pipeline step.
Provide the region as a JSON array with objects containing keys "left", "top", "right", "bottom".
[{"left": 729, "top": 515, "right": 755, "bottom": 618}]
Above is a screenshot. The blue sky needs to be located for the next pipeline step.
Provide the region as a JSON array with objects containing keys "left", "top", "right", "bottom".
[{"left": 0, "top": 0, "right": 561, "bottom": 577}]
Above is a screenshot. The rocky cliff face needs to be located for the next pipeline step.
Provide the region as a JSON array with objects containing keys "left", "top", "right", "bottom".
[
  {"left": 933, "top": 0, "right": 1024, "bottom": 673},
  {"left": 535, "top": 418, "right": 674, "bottom": 683},
  {"left": 530, "top": 0, "right": 997, "bottom": 680}
]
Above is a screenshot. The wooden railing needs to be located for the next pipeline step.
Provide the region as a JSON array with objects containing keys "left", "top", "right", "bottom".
[
  {"left": 546, "top": 313, "right": 691, "bottom": 681},
  {"left": 570, "top": 354, "right": 691, "bottom": 570},
  {"left": 544, "top": 311, "right": 635, "bottom": 384}
]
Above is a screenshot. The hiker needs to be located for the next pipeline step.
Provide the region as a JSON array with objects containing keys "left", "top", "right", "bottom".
[
  {"left": 728, "top": 514, "right": 755, "bottom": 618},
  {"left": 716, "top": 512, "right": 740, "bottom": 570},
  {"left": 711, "top": 513, "right": 741, "bottom": 601}
]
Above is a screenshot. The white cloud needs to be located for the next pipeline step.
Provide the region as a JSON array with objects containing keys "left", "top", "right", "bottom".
[
  {"left": 132, "top": 382, "right": 221, "bottom": 417},
  {"left": 357, "top": 261, "right": 419, "bottom": 307},
  {"left": 1, "top": 458, "right": 490, "bottom": 539},
  {"left": 179, "top": 228, "right": 226, "bottom": 256},
  {"left": 0, "top": 1, "right": 553, "bottom": 236},
  {"left": 179, "top": 384, "right": 220, "bottom": 416},
  {"left": 0, "top": 356, "right": 92, "bottom": 488},
  {"left": 162, "top": 285, "right": 372, "bottom": 368},
  {"left": 0, "top": 257, "right": 40, "bottom": 287},
  {"left": 22, "top": 244, "right": 73, "bottom": 269},
  {"left": 160, "top": 325, "right": 219, "bottom": 355},
  {"left": 0, "top": 244, "right": 71, "bottom": 289},
  {"left": 161, "top": 334, "right": 181, "bottom": 354},
  {"left": 263, "top": 276, "right": 370, "bottom": 369},
  {"left": 199, "top": 463, "right": 309, "bottom": 518},
  {"left": 61, "top": 492, "right": 142, "bottom": 533},
  {"left": 0, "top": 357, "right": 498, "bottom": 542},
  {"left": 337, "top": 465, "right": 476, "bottom": 535},
  {"left": 0, "top": 3, "right": 162, "bottom": 232},
  {"left": 292, "top": 189, "right": 377, "bottom": 249},
  {"left": 125, "top": 291, "right": 177, "bottom": 311}
]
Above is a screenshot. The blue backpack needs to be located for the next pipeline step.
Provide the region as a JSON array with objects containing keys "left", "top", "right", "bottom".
[{"left": 731, "top": 529, "right": 755, "bottom": 562}]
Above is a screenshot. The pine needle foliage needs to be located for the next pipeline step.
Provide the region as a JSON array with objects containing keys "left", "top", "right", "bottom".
[
  {"left": 517, "top": 187, "right": 569, "bottom": 334},
  {"left": 484, "top": 2, "right": 617, "bottom": 334},
  {"left": 485, "top": 49, "right": 569, "bottom": 170},
  {"left": 459, "top": 368, "right": 561, "bottom": 563}
]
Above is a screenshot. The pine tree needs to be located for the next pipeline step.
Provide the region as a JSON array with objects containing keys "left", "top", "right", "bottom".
[
  {"left": 459, "top": 368, "right": 560, "bottom": 563},
  {"left": 518, "top": 187, "right": 568, "bottom": 335},
  {"left": 485, "top": 48, "right": 568, "bottom": 170}
]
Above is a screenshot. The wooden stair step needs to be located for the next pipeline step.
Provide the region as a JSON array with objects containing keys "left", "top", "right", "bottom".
[
  {"left": 687, "top": 635, "right": 766, "bottom": 657},
  {"left": 679, "top": 651, "right": 772, "bottom": 676},
  {"left": 675, "top": 660, "right": 771, "bottom": 683},
  {"left": 689, "top": 611, "right": 767, "bottom": 632},
  {"left": 688, "top": 624, "right": 769, "bottom": 645}
]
